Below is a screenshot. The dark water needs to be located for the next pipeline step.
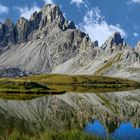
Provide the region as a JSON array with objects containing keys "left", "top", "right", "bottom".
[{"left": 85, "top": 120, "right": 140, "bottom": 140}]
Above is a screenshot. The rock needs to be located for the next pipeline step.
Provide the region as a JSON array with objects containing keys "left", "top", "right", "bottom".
[
  {"left": 136, "top": 41, "right": 140, "bottom": 51},
  {"left": 0, "top": 22, "right": 3, "bottom": 40},
  {"left": 0, "top": 4, "right": 97, "bottom": 74},
  {"left": 101, "top": 32, "right": 125, "bottom": 50},
  {"left": 3, "top": 19, "right": 15, "bottom": 44},
  {"left": 68, "top": 21, "right": 76, "bottom": 29},
  {"left": 0, "top": 4, "right": 76, "bottom": 47},
  {"left": 15, "top": 17, "right": 30, "bottom": 43},
  {"left": 93, "top": 40, "right": 99, "bottom": 47},
  {"left": 39, "top": 4, "right": 72, "bottom": 31},
  {"left": 29, "top": 11, "right": 42, "bottom": 31},
  {"left": 0, "top": 67, "right": 31, "bottom": 77},
  {"left": 137, "top": 41, "right": 140, "bottom": 48}
]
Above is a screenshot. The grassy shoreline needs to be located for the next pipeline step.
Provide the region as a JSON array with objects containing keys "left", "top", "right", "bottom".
[
  {"left": 0, "top": 129, "right": 101, "bottom": 140},
  {"left": 0, "top": 74, "right": 139, "bottom": 100},
  {"left": 23, "top": 74, "right": 139, "bottom": 85},
  {"left": 23, "top": 74, "right": 140, "bottom": 93}
]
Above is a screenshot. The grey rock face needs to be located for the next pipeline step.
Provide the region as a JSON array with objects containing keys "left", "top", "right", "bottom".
[
  {"left": 101, "top": 32, "right": 125, "bottom": 50},
  {"left": 137, "top": 41, "right": 140, "bottom": 48},
  {"left": 0, "top": 22, "right": 3, "bottom": 40},
  {"left": 3, "top": 19, "right": 15, "bottom": 44},
  {"left": 0, "top": 28, "right": 96, "bottom": 73},
  {"left": 39, "top": 4, "right": 75, "bottom": 30},
  {"left": 0, "top": 67, "right": 31, "bottom": 77},
  {"left": 0, "top": 4, "right": 98, "bottom": 75},
  {"left": 112, "top": 32, "right": 124, "bottom": 46},
  {"left": 0, "top": 19, "right": 15, "bottom": 48},
  {"left": 93, "top": 40, "right": 99, "bottom": 47},
  {"left": 0, "top": 22, "right": 6, "bottom": 48},
  {"left": 135, "top": 41, "right": 140, "bottom": 52},
  {"left": 15, "top": 17, "right": 30, "bottom": 43},
  {"left": 0, "top": 4, "right": 76, "bottom": 48}
]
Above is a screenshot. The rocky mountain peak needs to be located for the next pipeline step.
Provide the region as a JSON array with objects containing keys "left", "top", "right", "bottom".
[
  {"left": 41, "top": 4, "right": 62, "bottom": 19},
  {"left": 39, "top": 4, "right": 76, "bottom": 30},
  {"left": 4, "top": 19, "right": 14, "bottom": 27},
  {"left": 0, "top": 4, "right": 76, "bottom": 48},
  {"left": 93, "top": 40, "right": 99, "bottom": 47},
  {"left": 135, "top": 41, "right": 140, "bottom": 53},
  {"left": 3, "top": 18, "right": 15, "bottom": 45},
  {"left": 15, "top": 17, "right": 30, "bottom": 43},
  {"left": 112, "top": 32, "right": 124, "bottom": 44},
  {"left": 0, "top": 22, "right": 3, "bottom": 39},
  {"left": 101, "top": 32, "right": 126, "bottom": 50},
  {"left": 136, "top": 41, "right": 140, "bottom": 49},
  {"left": 17, "top": 17, "right": 28, "bottom": 26}
]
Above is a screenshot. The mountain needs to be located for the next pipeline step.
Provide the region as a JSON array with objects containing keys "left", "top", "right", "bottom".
[
  {"left": 0, "top": 4, "right": 96, "bottom": 74},
  {"left": 52, "top": 32, "right": 140, "bottom": 81},
  {"left": 0, "top": 4, "right": 139, "bottom": 81}
]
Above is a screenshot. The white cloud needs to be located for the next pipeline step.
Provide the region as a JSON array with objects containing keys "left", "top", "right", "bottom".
[
  {"left": 129, "top": 0, "right": 140, "bottom": 3},
  {"left": 0, "top": 4, "right": 9, "bottom": 14},
  {"left": 71, "top": 0, "right": 84, "bottom": 7},
  {"left": 16, "top": 5, "right": 40, "bottom": 20},
  {"left": 43, "top": 0, "right": 54, "bottom": 4},
  {"left": 133, "top": 32, "right": 139, "bottom": 37},
  {"left": 79, "top": 7, "right": 126, "bottom": 45}
]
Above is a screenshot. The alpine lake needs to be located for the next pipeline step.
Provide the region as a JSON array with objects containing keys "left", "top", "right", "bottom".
[{"left": 0, "top": 74, "right": 140, "bottom": 140}]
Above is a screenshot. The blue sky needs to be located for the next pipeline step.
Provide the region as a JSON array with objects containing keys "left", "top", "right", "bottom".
[{"left": 0, "top": 0, "right": 140, "bottom": 46}]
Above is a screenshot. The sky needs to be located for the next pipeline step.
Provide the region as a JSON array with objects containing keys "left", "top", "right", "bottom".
[{"left": 0, "top": 0, "right": 140, "bottom": 46}]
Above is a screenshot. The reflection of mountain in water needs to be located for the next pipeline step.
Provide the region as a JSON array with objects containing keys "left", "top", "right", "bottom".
[
  {"left": 85, "top": 120, "right": 140, "bottom": 140},
  {"left": 0, "top": 90, "right": 140, "bottom": 135}
]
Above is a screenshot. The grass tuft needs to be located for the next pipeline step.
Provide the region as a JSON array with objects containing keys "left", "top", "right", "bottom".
[{"left": 1, "top": 129, "right": 101, "bottom": 140}]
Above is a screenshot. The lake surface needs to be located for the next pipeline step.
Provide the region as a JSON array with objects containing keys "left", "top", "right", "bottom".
[
  {"left": 85, "top": 120, "right": 140, "bottom": 140},
  {"left": 0, "top": 89, "right": 140, "bottom": 139}
]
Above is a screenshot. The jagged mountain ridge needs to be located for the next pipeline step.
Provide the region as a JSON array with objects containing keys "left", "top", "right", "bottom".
[
  {"left": 0, "top": 4, "right": 76, "bottom": 48},
  {"left": 0, "top": 4, "right": 97, "bottom": 74},
  {"left": 0, "top": 4, "right": 139, "bottom": 80}
]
